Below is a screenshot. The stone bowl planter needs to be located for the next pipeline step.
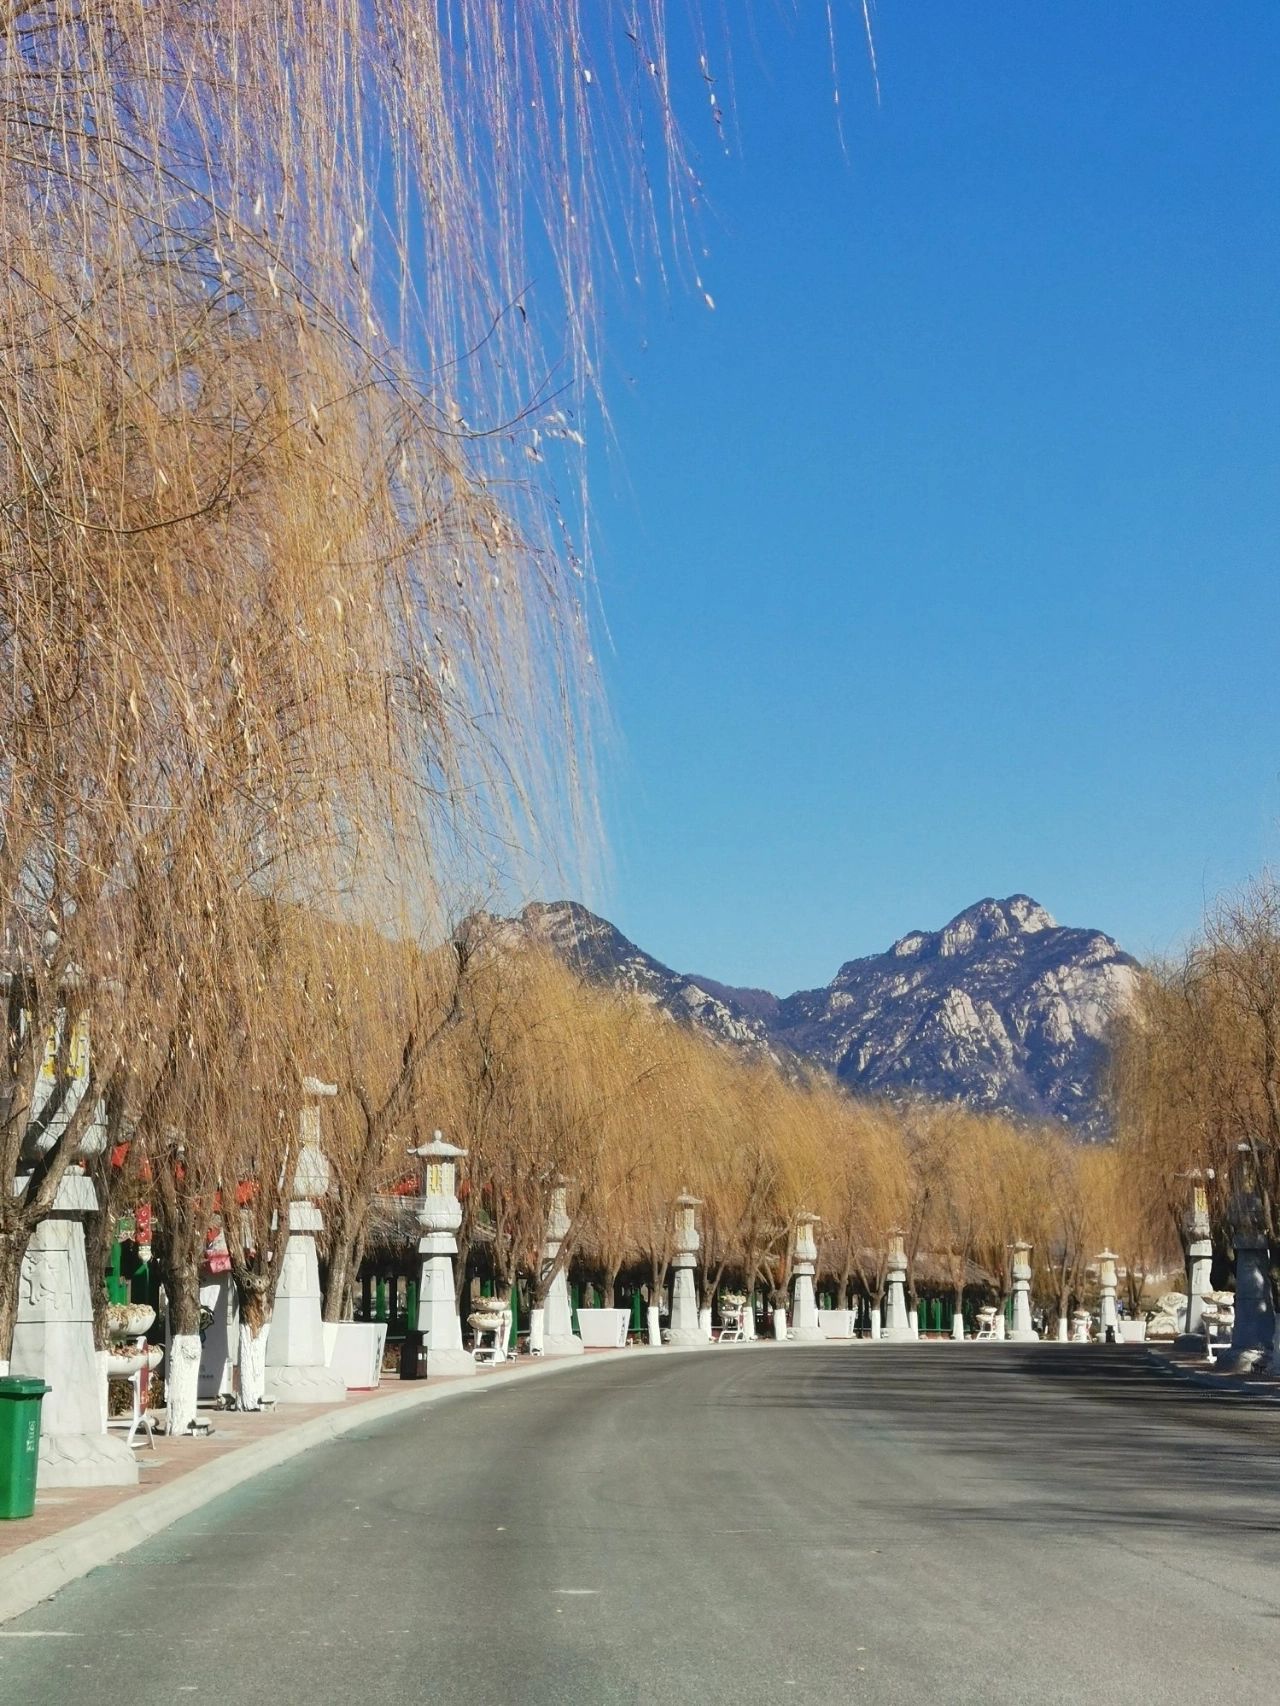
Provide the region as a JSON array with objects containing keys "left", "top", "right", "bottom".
[
  {"left": 107, "top": 1344, "right": 164, "bottom": 1379},
  {"left": 106, "top": 1302, "right": 157, "bottom": 1340},
  {"left": 469, "top": 1310, "right": 508, "bottom": 1331}
]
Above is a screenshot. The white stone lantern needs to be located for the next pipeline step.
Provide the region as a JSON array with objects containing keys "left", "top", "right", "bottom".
[
  {"left": 662, "top": 1192, "right": 703, "bottom": 1347},
  {"left": 883, "top": 1230, "right": 911, "bottom": 1341},
  {"left": 265, "top": 1081, "right": 346, "bottom": 1404},
  {"left": 1180, "top": 1170, "right": 1214, "bottom": 1339},
  {"left": 1008, "top": 1239, "right": 1037, "bottom": 1341},
  {"left": 407, "top": 1131, "right": 476, "bottom": 1377},
  {"left": 1096, "top": 1249, "right": 1120, "bottom": 1342},
  {"left": 790, "top": 1213, "right": 825, "bottom": 1343},
  {"left": 536, "top": 1180, "right": 583, "bottom": 1358}
]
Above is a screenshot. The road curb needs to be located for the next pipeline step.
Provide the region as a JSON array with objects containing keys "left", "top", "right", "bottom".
[{"left": 0, "top": 1348, "right": 651, "bottom": 1626}]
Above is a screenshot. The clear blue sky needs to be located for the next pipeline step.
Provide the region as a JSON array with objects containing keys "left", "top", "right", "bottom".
[{"left": 574, "top": 3, "right": 1280, "bottom": 995}]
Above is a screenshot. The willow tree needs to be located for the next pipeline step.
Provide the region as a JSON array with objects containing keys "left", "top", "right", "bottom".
[{"left": 1, "top": 2, "right": 733, "bottom": 1371}]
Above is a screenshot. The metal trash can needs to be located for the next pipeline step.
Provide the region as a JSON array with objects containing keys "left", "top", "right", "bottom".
[
  {"left": 0, "top": 1377, "right": 51, "bottom": 1520},
  {"left": 399, "top": 1331, "right": 428, "bottom": 1380}
]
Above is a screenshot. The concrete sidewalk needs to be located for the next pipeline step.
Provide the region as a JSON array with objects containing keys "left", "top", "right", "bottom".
[{"left": 0, "top": 1346, "right": 646, "bottom": 1625}]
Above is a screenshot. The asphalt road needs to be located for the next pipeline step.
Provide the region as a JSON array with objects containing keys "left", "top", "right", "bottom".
[{"left": 3, "top": 1345, "right": 1279, "bottom": 1705}]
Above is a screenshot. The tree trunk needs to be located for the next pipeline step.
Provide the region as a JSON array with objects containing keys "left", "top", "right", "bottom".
[{"left": 322, "top": 1207, "right": 363, "bottom": 1323}]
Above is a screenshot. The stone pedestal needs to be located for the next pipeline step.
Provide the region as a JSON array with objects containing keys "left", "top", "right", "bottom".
[
  {"left": 411, "top": 1133, "right": 477, "bottom": 1377},
  {"left": 789, "top": 1213, "right": 825, "bottom": 1343},
  {"left": 1009, "top": 1240, "right": 1038, "bottom": 1341},
  {"left": 883, "top": 1234, "right": 912, "bottom": 1341},
  {"left": 10, "top": 1172, "right": 138, "bottom": 1487},
  {"left": 667, "top": 1195, "right": 706, "bottom": 1347},
  {"left": 541, "top": 1185, "right": 583, "bottom": 1357},
  {"left": 265, "top": 1124, "right": 345, "bottom": 1404},
  {"left": 1096, "top": 1251, "right": 1120, "bottom": 1342}
]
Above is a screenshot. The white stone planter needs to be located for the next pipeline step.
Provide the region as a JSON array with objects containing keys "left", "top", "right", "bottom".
[
  {"left": 324, "top": 1321, "right": 387, "bottom": 1389},
  {"left": 816, "top": 1308, "right": 855, "bottom": 1339},
  {"left": 576, "top": 1307, "right": 629, "bottom": 1349}
]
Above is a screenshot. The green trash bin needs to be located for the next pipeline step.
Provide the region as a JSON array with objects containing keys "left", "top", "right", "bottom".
[{"left": 0, "top": 1377, "right": 50, "bottom": 1520}]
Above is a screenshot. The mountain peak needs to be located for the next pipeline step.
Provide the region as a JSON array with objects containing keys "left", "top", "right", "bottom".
[{"left": 937, "top": 895, "right": 1057, "bottom": 957}]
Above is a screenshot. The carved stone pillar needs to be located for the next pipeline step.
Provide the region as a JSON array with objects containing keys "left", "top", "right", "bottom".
[{"left": 11, "top": 1171, "right": 139, "bottom": 1486}]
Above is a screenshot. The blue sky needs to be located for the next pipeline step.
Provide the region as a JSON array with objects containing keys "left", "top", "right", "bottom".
[{"left": 571, "top": 4, "right": 1280, "bottom": 995}]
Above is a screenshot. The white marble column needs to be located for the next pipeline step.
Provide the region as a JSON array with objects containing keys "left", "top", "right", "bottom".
[
  {"left": 265, "top": 1098, "right": 345, "bottom": 1403},
  {"left": 1096, "top": 1250, "right": 1120, "bottom": 1342},
  {"left": 10, "top": 1171, "right": 138, "bottom": 1487},
  {"left": 1009, "top": 1240, "right": 1038, "bottom": 1341},
  {"left": 409, "top": 1133, "right": 477, "bottom": 1377},
  {"left": 667, "top": 1194, "right": 705, "bottom": 1347},
  {"left": 883, "top": 1233, "right": 911, "bottom": 1341},
  {"left": 789, "top": 1213, "right": 825, "bottom": 1343},
  {"left": 541, "top": 1183, "right": 584, "bottom": 1357}
]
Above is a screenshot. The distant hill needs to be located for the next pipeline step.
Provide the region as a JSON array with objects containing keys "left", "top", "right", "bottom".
[{"left": 498, "top": 894, "right": 1139, "bottom": 1138}]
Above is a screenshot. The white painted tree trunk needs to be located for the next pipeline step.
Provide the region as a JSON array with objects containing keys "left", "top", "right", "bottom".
[
  {"left": 772, "top": 1307, "right": 787, "bottom": 1341},
  {"left": 0, "top": 1358, "right": 9, "bottom": 1377},
  {"left": 167, "top": 1333, "right": 202, "bottom": 1434},
  {"left": 994, "top": 1312, "right": 1007, "bottom": 1342},
  {"left": 1057, "top": 1316, "right": 1069, "bottom": 1342},
  {"left": 698, "top": 1307, "right": 713, "bottom": 1341},
  {"left": 647, "top": 1304, "right": 663, "bottom": 1347},
  {"left": 528, "top": 1306, "right": 546, "bottom": 1355},
  {"left": 742, "top": 1304, "right": 757, "bottom": 1340},
  {"left": 951, "top": 1314, "right": 965, "bottom": 1341},
  {"left": 869, "top": 1304, "right": 882, "bottom": 1341},
  {"left": 238, "top": 1320, "right": 270, "bottom": 1410}
]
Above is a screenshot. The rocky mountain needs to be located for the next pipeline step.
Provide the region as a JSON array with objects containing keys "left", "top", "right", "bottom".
[
  {"left": 499, "top": 901, "right": 781, "bottom": 1057},
  {"left": 770, "top": 896, "right": 1138, "bottom": 1137},
  {"left": 500, "top": 894, "right": 1139, "bottom": 1137}
]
